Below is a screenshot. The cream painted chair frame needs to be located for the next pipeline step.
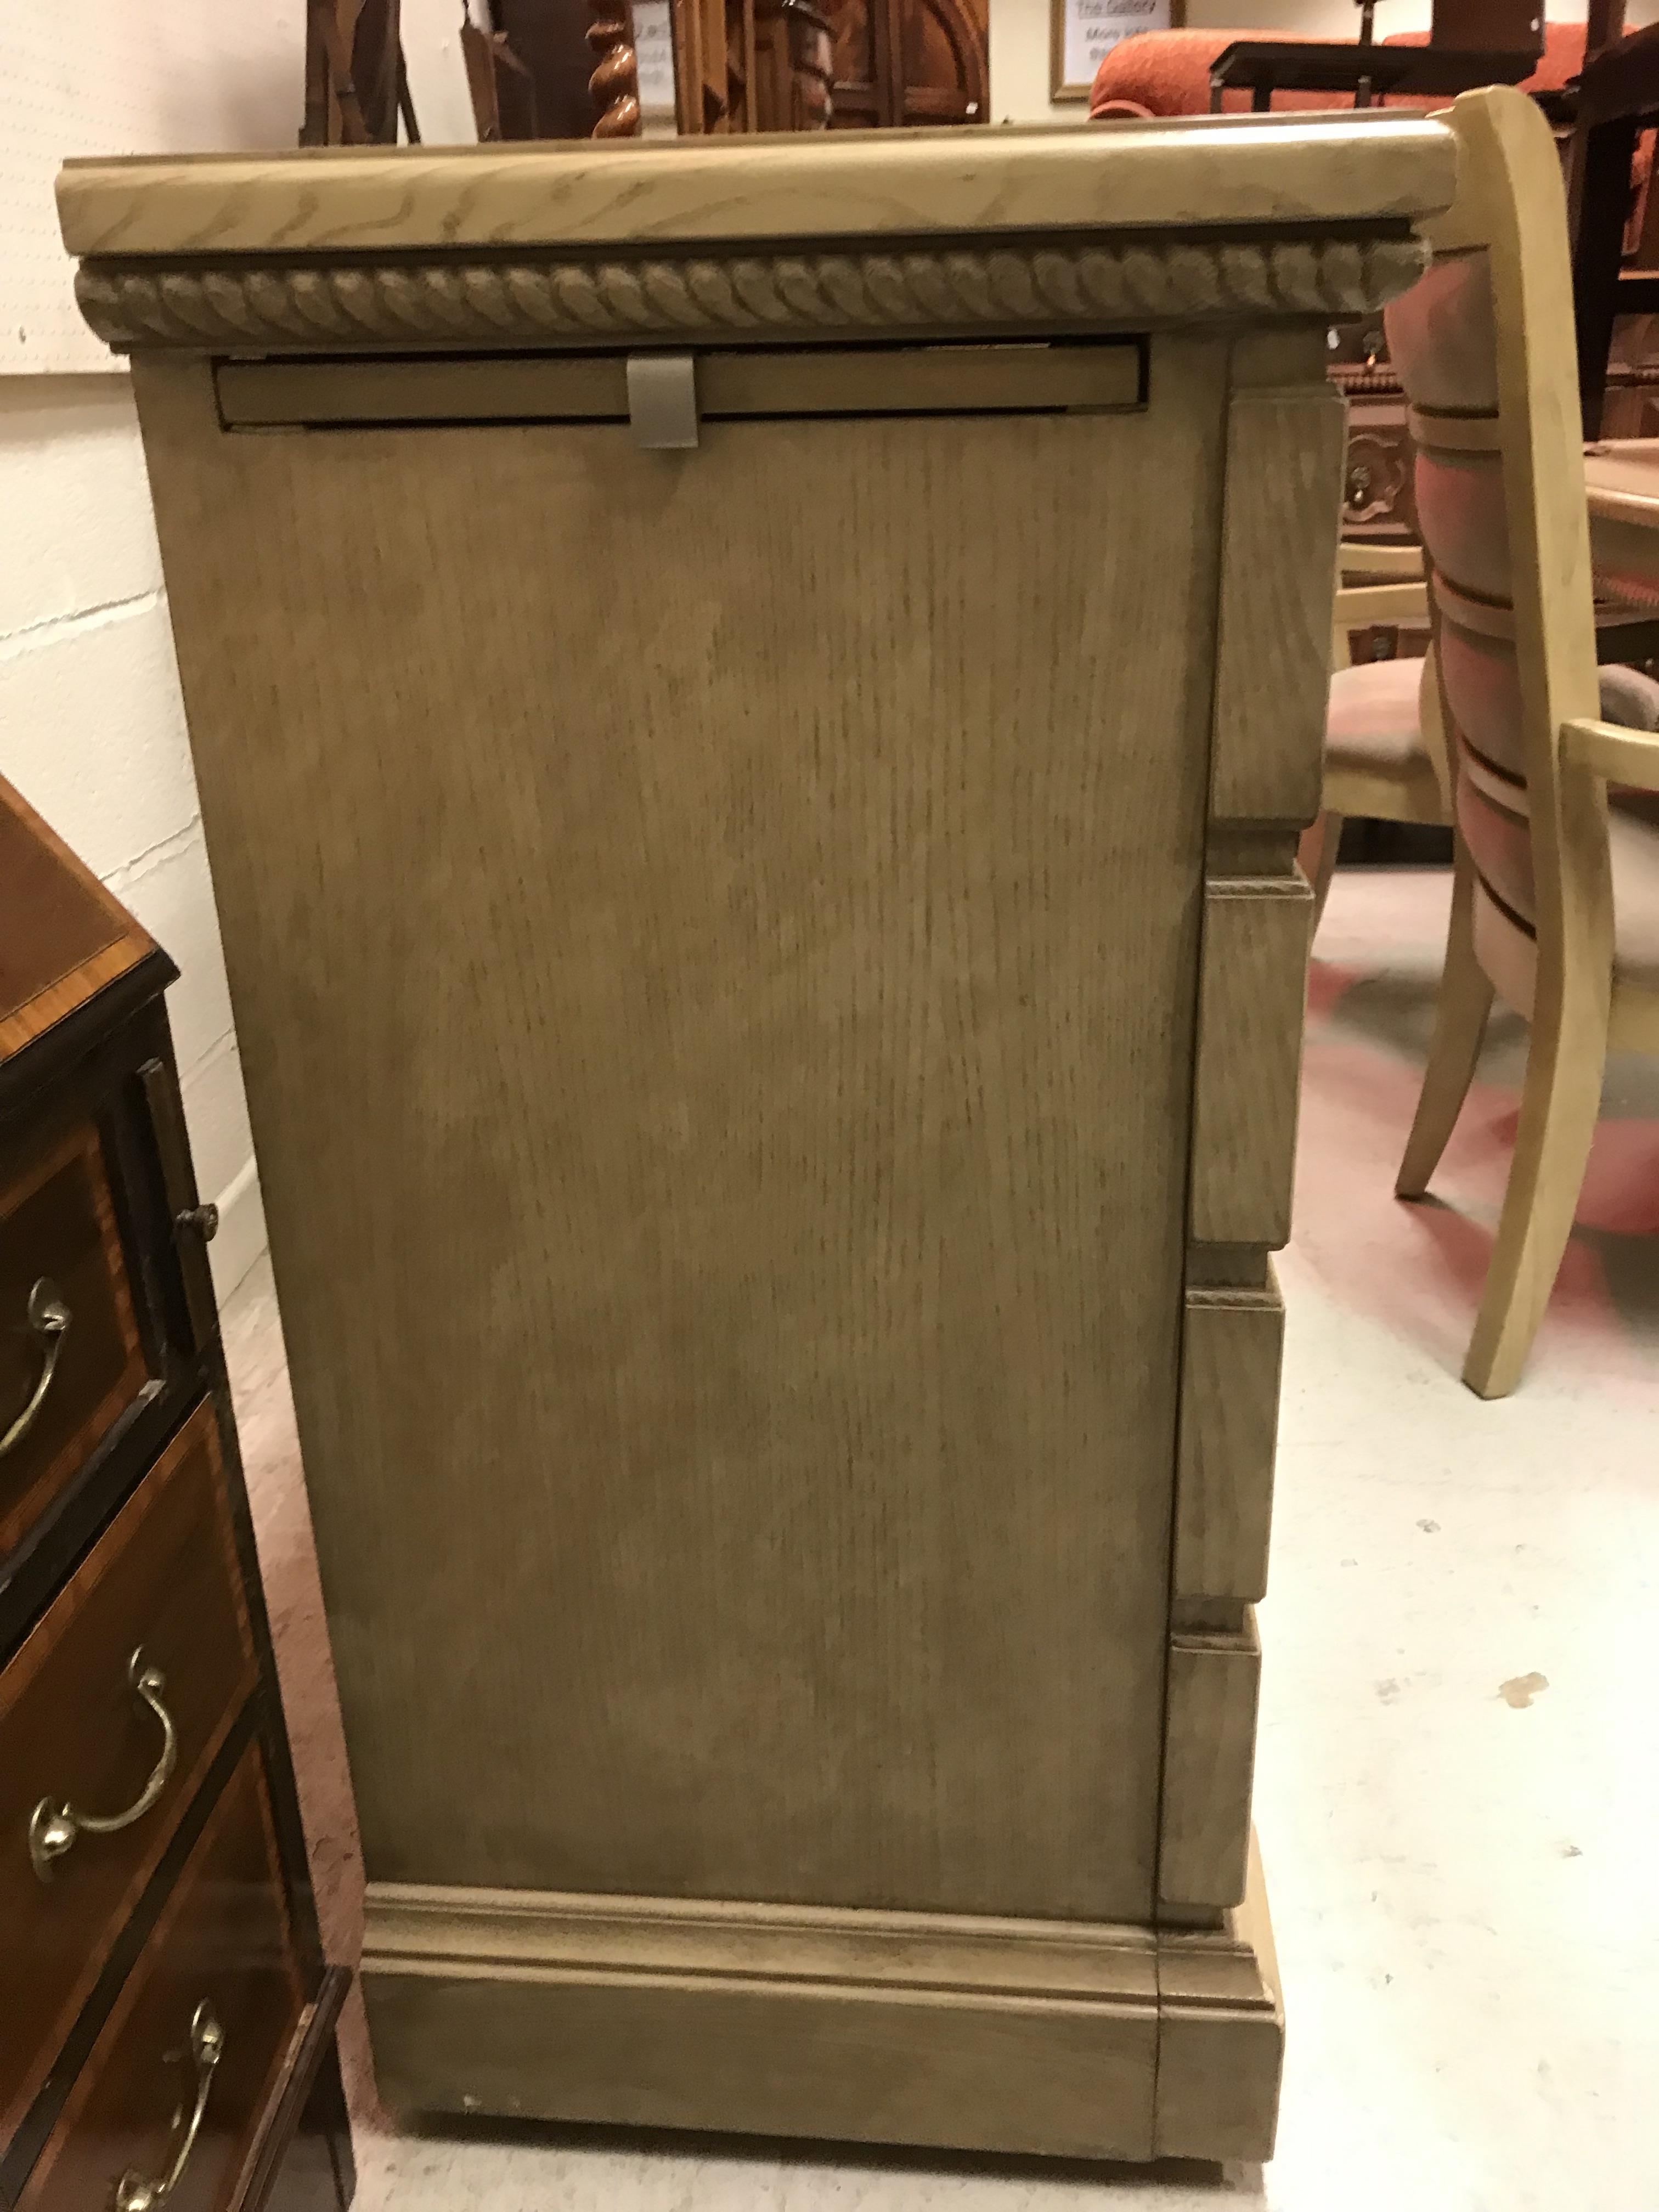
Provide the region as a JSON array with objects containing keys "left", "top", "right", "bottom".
[
  {"left": 1302, "top": 551, "right": 1449, "bottom": 927},
  {"left": 1393, "top": 86, "right": 1659, "bottom": 1398}
]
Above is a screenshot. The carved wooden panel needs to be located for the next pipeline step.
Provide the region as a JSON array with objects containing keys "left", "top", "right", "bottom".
[{"left": 824, "top": 0, "right": 988, "bottom": 126}]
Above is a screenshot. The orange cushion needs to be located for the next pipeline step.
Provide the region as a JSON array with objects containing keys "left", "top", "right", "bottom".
[
  {"left": 1088, "top": 22, "right": 1584, "bottom": 121},
  {"left": 1326, "top": 656, "right": 1429, "bottom": 780}
]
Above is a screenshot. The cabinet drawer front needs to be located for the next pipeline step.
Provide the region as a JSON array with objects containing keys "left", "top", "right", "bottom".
[
  {"left": 0, "top": 1403, "right": 257, "bottom": 2141},
  {"left": 18, "top": 1741, "right": 306, "bottom": 2212},
  {"left": 0, "top": 1122, "right": 154, "bottom": 1562}
]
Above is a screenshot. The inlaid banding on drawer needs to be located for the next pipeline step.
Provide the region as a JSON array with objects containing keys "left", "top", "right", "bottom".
[
  {"left": 0, "top": 1401, "right": 257, "bottom": 2143},
  {"left": 1175, "top": 1275, "right": 1285, "bottom": 1606},
  {"left": 0, "top": 1123, "right": 153, "bottom": 1565},
  {"left": 1188, "top": 880, "right": 1312, "bottom": 1250},
  {"left": 16, "top": 1740, "right": 305, "bottom": 2212}
]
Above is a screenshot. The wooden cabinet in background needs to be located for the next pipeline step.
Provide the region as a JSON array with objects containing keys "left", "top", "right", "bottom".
[
  {"left": 673, "top": 0, "right": 833, "bottom": 129},
  {"left": 823, "top": 0, "right": 988, "bottom": 124}
]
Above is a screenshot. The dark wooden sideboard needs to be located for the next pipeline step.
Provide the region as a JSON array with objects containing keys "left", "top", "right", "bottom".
[{"left": 0, "top": 777, "right": 352, "bottom": 2212}]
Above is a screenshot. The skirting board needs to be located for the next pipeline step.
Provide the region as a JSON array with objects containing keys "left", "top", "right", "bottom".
[{"left": 361, "top": 1838, "right": 1282, "bottom": 2165}]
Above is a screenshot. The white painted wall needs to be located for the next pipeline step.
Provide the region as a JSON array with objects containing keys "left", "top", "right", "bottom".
[
  {"left": 0, "top": 6, "right": 486, "bottom": 1306},
  {"left": 0, "top": 10, "right": 325, "bottom": 1300},
  {"left": 0, "top": 378, "right": 268, "bottom": 1296}
]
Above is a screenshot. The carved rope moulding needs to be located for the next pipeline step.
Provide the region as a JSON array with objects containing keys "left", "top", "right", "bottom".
[{"left": 76, "top": 234, "right": 1427, "bottom": 351}]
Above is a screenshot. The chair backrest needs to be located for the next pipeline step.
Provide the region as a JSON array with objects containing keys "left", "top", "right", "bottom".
[{"left": 1385, "top": 87, "right": 1612, "bottom": 1011}]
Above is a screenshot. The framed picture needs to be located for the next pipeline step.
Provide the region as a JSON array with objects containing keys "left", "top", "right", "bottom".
[
  {"left": 1051, "top": 0, "right": 1183, "bottom": 103},
  {"left": 633, "top": 0, "right": 679, "bottom": 123}
]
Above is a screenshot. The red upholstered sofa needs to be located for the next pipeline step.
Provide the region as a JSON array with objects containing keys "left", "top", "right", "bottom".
[{"left": 1088, "top": 21, "right": 1586, "bottom": 117}]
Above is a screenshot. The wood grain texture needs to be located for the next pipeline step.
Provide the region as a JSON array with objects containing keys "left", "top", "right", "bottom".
[
  {"left": 364, "top": 1957, "right": 1161, "bottom": 2159},
  {"left": 17, "top": 1742, "right": 304, "bottom": 2212},
  {"left": 1188, "top": 880, "right": 1313, "bottom": 1250},
  {"left": 364, "top": 1880, "right": 1161, "bottom": 1997},
  {"left": 1157, "top": 1617, "right": 1261, "bottom": 1912},
  {"left": 1211, "top": 383, "right": 1348, "bottom": 828},
  {"left": 0, "top": 1123, "right": 153, "bottom": 1566},
  {"left": 1174, "top": 1275, "right": 1284, "bottom": 1605},
  {"left": 0, "top": 1400, "right": 258, "bottom": 2144},
  {"left": 75, "top": 238, "right": 1432, "bottom": 358},
  {"left": 225, "top": 1966, "right": 352, "bottom": 2212},
  {"left": 1395, "top": 92, "right": 1657, "bottom": 1397},
  {"left": 134, "top": 337, "right": 1229, "bottom": 1925},
  {"left": 1153, "top": 1833, "right": 1283, "bottom": 2161},
  {"left": 0, "top": 781, "right": 151, "bottom": 1069},
  {"left": 360, "top": 1873, "right": 1283, "bottom": 2163},
  {"left": 362, "top": 1888, "right": 1163, "bottom": 2158},
  {"left": 57, "top": 115, "right": 1458, "bottom": 258}
]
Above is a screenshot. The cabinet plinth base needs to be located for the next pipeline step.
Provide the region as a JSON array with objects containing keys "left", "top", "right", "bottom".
[{"left": 360, "top": 1839, "right": 1282, "bottom": 2166}]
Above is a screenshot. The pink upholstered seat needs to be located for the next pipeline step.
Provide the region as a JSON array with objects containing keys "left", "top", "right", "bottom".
[
  {"left": 1325, "top": 648, "right": 1659, "bottom": 991},
  {"left": 1327, "top": 656, "right": 1428, "bottom": 776}
]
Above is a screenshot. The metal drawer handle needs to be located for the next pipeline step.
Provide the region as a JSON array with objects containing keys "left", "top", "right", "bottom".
[
  {"left": 29, "top": 1649, "right": 178, "bottom": 1883},
  {"left": 115, "top": 2000, "right": 224, "bottom": 2211},
  {"left": 1, "top": 1278, "right": 71, "bottom": 1459}
]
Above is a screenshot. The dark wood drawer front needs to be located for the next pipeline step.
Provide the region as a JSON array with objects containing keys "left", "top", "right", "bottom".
[
  {"left": 18, "top": 1741, "right": 307, "bottom": 2212},
  {"left": 0, "top": 1123, "right": 153, "bottom": 1563},
  {"left": 0, "top": 1403, "right": 257, "bottom": 2142}
]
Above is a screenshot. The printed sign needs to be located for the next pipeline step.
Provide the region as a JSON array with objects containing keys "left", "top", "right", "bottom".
[{"left": 1054, "top": 0, "right": 1175, "bottom": 100}]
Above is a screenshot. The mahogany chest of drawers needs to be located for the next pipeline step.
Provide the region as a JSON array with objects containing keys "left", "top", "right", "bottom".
[{"left": 0, "top": 777, "right": 352, "bottom": 2212}]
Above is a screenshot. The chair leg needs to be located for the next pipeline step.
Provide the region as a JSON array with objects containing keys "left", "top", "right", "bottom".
[
  {"left": 1460, "top": 972, "right": 1609, "bottom": 1401},
  {"left": 1396, "top": 847, "right": 1493, "bottom": 1200},
  {"left": 1298, "top": 811, "right": 1342, "bottom": 941}
]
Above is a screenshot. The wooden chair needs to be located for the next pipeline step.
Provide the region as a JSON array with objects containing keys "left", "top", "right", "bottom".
[
  {"left": 1301, "top": 545, "right": 1446, "bottom": 923},
  {"left": 302, "top": 0, "right": 418, "bottom": 144},
  {"left": 1355, "top": 84, "right": 1659, "bottom": 1397}
]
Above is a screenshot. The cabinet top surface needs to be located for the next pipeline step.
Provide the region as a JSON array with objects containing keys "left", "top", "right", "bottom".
[{"left": 59, "top": 112, "right": 1455, "bottom": 261}]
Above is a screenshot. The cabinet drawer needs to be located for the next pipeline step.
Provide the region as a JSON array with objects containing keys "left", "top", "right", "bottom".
[
  {"left": 17, "top": 1740, "right": 307, "bottom": 2212},
  {"left": 0, "top": 1122, "right": 154, "bottom": 1564},
  {"left": 0, "top": 1403, "right": 258, "bottom": 2141}
]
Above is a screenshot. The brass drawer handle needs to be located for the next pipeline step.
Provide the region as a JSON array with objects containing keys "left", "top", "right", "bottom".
[
  {"left": 1, "top": 1278, "right": 71, "bottom": 1459},
  {"left": 115, "top": 2000, "right": 224, "bottom": 2211},
  {"left": 29, "top": 1648, "right": 178, "bottom": 1882}
]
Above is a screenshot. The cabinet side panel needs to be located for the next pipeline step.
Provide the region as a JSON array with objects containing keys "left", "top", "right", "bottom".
[
  {"left": 131, "top": 346, "right": 1225, "bottom": 1923},
  {"left": 1210, "top": 382, "right": 1346, "bottom": 828}
]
